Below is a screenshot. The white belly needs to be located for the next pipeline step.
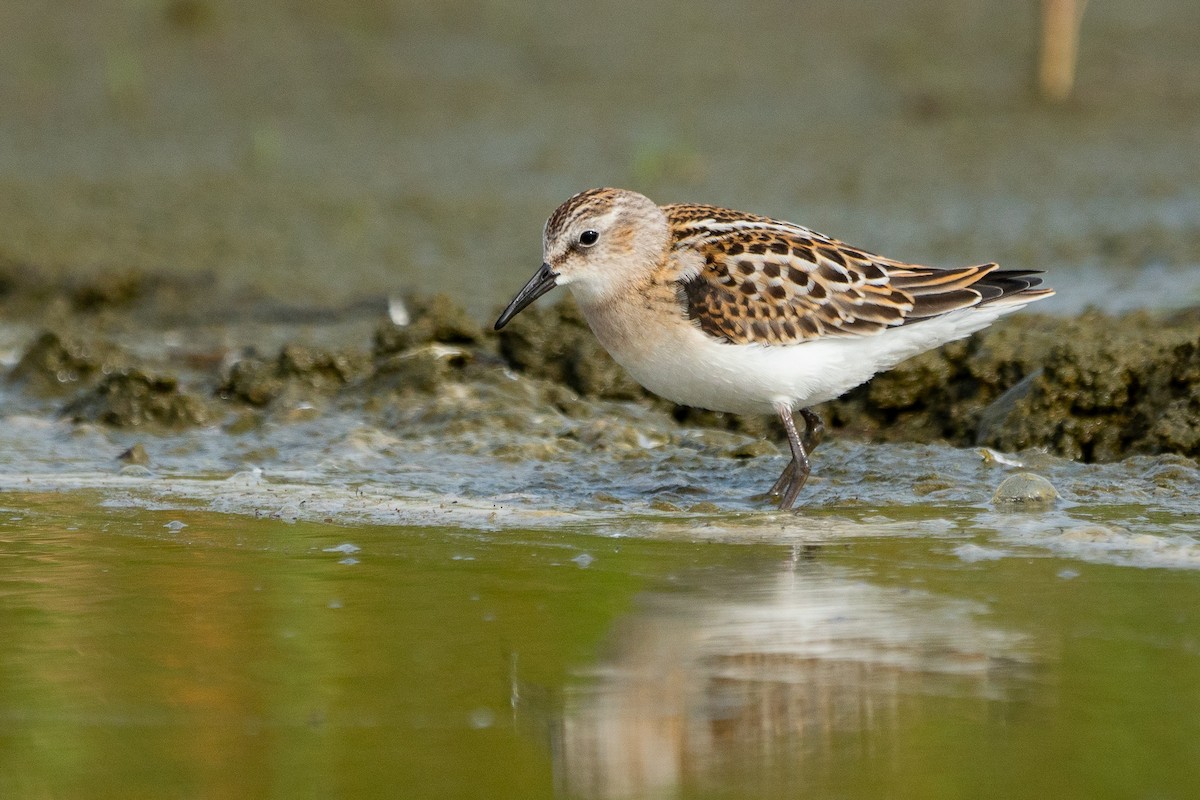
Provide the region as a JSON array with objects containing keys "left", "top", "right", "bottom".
[{"left": 579, "top": 299, "right": 1026, "bottom": 416}]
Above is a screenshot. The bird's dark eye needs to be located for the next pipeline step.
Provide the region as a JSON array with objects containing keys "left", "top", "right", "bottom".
[{"left": 578, "top": 230, "right": 600, "bottom": 247}]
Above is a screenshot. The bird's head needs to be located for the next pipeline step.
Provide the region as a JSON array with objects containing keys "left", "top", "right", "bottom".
[{"left": 494, "top": 188, "right": 668, "bottom": 329}]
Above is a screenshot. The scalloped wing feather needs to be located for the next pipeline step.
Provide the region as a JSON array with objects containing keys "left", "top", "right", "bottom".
[{"left": 665, "top": 204, "right": 1050, "bottom": 346}]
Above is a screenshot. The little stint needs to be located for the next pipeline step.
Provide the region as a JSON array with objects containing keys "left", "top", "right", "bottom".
[{"left": 495, "top": 188, "right": 1054, "bottom": 509}]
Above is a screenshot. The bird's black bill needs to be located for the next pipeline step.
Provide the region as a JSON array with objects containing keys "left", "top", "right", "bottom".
[{"left": 494, "top": 263, "right": 558, "bottom": 330}]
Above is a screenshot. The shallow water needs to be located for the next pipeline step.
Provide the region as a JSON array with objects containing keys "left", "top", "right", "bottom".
[
  {"left": 2, "top": 492, "right": 1198, "bottom": 799},
  {"left": 4, "top": 356, "right": 1200, "bottom": 567}
]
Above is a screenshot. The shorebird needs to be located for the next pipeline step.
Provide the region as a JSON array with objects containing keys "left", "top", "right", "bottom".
[{"left": 495, "top": 188, "right": 1053, "bottom": 509}]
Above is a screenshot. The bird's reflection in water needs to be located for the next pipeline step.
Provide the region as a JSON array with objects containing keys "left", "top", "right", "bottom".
[{"left": 539, "top": 555, "right": 1034, "bottom": 799}]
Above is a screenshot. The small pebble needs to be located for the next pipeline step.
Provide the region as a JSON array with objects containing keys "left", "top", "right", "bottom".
[
  {"left": 571, "top": 553, "right": 594, "bottom": 568},
  {"left": 163, "top": 520, "right": 187, "bottom": 532}
]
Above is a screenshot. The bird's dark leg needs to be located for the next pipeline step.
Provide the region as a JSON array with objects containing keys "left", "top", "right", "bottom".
[
  {"left": 769, "top": 407, "right": 822, "bottom": 510},
  {"left": 800, "top": 408, "right": 825, "bottom": 452},
  {"left": 768, "top": 408, "right": 824, "bottom": 500},
  {"left": 776, "top": 409, "right": 811, "bottom": 510},
  {"left": 768, "top": 458, "right": 797, "bottom": 498}
]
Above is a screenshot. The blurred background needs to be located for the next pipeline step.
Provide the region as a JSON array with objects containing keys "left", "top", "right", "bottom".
[{"left": 2, "top": 0, "right": 1198, "bottom": 319}]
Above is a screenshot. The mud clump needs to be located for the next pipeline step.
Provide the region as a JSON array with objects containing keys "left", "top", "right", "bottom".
[
  {"left": 7, "top": 330, "right": 132, "bottom": 396},
  {"left": 374, "top": 293, "right": 483, "bottom": 357},
  {"left": 493, "top": 298, "right": 645, "bottom": 401},
  {"left": 826, "top": 309, "right": 1200, "bottom": 462},
  {"left": 10, "top": 327, "right": 216, "bottom": 429},
  {"left": 371, "top": 345, "right": 473, "bottom": 395},
  {"left": 218, "top": 344, "right": 371, "bottom": 407},
  {"left": 982, "top": 313, "right": 1200, "bottom": 461},
  {"left": 369, "top": 293, "right": 483, "bottom": 395},
  {"left": 63, "top": 370, "right": 213, "bottom": 428},
  {"left": 7, "top": 286, "right": 1200, "bottom": 463}
]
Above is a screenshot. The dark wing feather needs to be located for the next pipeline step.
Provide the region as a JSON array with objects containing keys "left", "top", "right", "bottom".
[{"left": 665, "top": 204, "right": 1051, "bottom": 346}]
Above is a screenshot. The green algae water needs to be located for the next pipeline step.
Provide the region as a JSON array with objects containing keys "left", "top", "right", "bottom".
[{"left": 2, "top": 493, "right": 1198, "bottom": 799}]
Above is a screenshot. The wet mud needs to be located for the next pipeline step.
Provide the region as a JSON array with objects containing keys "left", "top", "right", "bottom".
[{"left": 4, "top": 282, "right": 1198, "bottom": 464}]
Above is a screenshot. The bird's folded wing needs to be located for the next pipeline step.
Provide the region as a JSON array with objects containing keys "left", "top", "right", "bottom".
[{"left": 665, "top": 204, "right": 1048, "bottom": 346}]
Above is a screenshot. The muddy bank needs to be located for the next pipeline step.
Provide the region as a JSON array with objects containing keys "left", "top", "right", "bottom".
[
  {"left": 493, "top": 299, "right": 1200, "bottom": 463},
  {"left": 3, "top": 283, "right": 1198, "bottom": 464}
]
